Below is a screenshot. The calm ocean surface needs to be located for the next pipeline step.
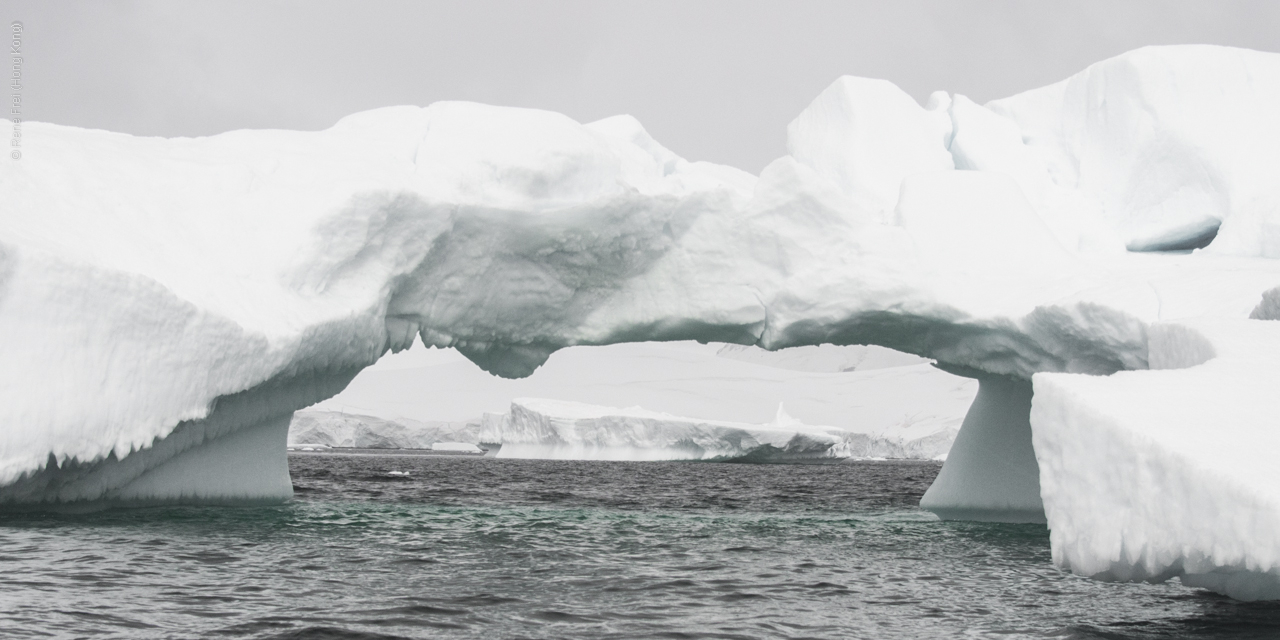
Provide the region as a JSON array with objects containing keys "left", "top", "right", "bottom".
[{"left": 2, "top": 455, "right": 1278, "bottom": 639}]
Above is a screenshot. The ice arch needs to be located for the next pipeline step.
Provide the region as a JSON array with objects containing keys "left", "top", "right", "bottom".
[{"left": 5, "top": 43, "right": 1280, "bottom": 600}]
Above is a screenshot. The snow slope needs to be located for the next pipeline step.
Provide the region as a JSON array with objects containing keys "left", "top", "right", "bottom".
[
  {"left": 4, "top": 43, "right": 1280, "bottom": 599},
  {"left": 989, "top": 46, "right": 1280, "bottom": 255}
]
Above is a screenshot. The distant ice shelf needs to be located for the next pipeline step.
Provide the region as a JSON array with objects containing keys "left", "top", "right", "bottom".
[
  {"left": 3, "top": 44, "right": 1280, "bottom": 600},
  {"left": 481, "top": 397, "right": 955, "bottom": 462},
  {"left": 296, "top": 340, "right": 973, "bottom": 462},
  {"left": 288, "top": 410, "right": 477, "bottom": 450}
]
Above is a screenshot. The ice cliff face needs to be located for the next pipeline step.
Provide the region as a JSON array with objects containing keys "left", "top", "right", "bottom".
[
  {"left": 3, "top": 44, "right": 1280, "bottom": 598},
  {"left": 1032, "top": 318, "right": 1280, "bottom": 601}
]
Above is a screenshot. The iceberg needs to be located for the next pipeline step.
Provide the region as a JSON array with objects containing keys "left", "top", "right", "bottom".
[
  {"left": 3, "top": 43, "right": 1280, "bottom": 598},
  {"left": 288, "top": 410, "right": 477, "bottom": 449},
  {"left": 482, "top": 398, "right": 955, "bottom": 462},
  {"left": 303, "top": 339, "right": 973, "bottom": 457}
]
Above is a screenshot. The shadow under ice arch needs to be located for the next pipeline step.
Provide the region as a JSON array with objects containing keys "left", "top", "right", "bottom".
[{"left": 5, "top": 45, "right": 1280, "bottom": 598}]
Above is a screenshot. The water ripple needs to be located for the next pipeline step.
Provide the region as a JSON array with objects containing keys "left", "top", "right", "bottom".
[{"left": 1, "top": 457, "right": 1279, "bottom": 638}]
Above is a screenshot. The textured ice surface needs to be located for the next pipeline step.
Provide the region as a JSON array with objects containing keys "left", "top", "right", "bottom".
[
  {"left": 4, "top": 45, "right": 1280, "bottom": 600},
  {"left": 1032, "top": 318, "right": 1280, "bottom": 600},
  {"left": 989, "top": 46, "right": 1280, "bottom": 255}
]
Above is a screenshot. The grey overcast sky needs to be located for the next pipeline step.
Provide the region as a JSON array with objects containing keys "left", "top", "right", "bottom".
[{"left": 5, "top": 0, "right": 1280, "bottom": 172}]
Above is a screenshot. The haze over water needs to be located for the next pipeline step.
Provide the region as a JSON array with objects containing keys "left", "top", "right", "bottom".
[{"left": 2, "top": 456, "right": 1277, "bottom": 639}]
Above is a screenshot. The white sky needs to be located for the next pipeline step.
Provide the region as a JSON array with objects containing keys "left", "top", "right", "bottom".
[{"left": 6, "top": 1, "right": 1279, "bottom": 172}]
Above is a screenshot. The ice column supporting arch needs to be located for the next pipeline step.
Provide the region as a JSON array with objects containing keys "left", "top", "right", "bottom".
[{"left": 919, "top": 371, "right": 1045, "bottom": 524}]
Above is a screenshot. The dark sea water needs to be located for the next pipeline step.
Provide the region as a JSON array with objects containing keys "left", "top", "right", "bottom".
[{"left": 2, "top": 456, "right": 1279, "bottom": 639}]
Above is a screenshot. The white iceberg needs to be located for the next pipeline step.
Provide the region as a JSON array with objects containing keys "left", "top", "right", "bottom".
[
  {"left": 988, "top": 45, "right": 1280, "bottom": 255},
  {"left": 3, "top": 44, "right": 1280, "bottom": 598},
  {"left": 305, "top": 339, "right": 973, "bottom": 457},
  {"left": 483, "top": 398, "right": 955, "bottom": 462},
  {"left": 287, "top": 410, "right": 476, "bottom": 449}
]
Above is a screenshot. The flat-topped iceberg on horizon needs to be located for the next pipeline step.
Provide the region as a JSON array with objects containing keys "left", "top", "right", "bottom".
[
  {"left": 3, "top": 44, "right": 1280, "bottom": 599},
  {"left": 294, "top": 339, "right": 972, "bottom": 459},
  {"left": 288, "top": 410, "right": 476, "bottom": 450},
  {"left": 482, "top": 397, "right": 956, "bottom": 462}
]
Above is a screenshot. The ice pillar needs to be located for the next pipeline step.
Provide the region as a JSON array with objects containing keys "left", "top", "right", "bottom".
[
  {"left": 919, "top": 372, "right": 1045, "bottom": 523},
  {"left": 0, "top": 368, "right": 359, "bottom": 509}
]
